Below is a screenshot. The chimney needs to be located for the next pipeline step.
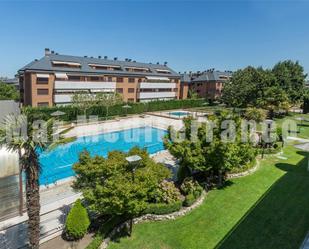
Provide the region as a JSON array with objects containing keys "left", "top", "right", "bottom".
[{"left": 45, "top": 48, "right": 51, "bottom": 56}]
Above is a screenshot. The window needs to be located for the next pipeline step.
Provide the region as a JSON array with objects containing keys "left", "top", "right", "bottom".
[
  {"left": 37, "top": 89, "right": 49, "bottom": 95},
  {"left": 128, "top": 78, "right": 135, "bottom": 83},
  {"left": 108, "top": 76, "right": 113, "bottom": 82},
  {"left": 90, "top": 76, "right": 100, "bottom": 81},
  {"left": 125, "top": 67, "right": 150, "bottom": 73},
  {"left": 52, "top": 61, "right": 81, "bottom": 69},
  {"left": 155, "top": 69, "right": 171, "bottom": 74},
  {"left": 88, "top": 64, "right": 122, "bottom": 71},
  {"left": 116, "top": 88, "right": 123, "bottom": 93},
  {"left": 218, "top": 75, "right": 229, "bottom": 80},
  {"left": 138, "top": 78, "right": 143, "bottom": 83},
  {"left": 37, "top": 102, "right": 49, "bottom": 107},
  {"left": 37, "top": 77, "right": 49, "bottom": 84},
  {"left": 68, "top": 75, "right": 81, "bottom": 81},
  {"left": 128, "top": 98, "right": 134, "bottom": 102},
  {"left": 117, "top": 77, "right": 123, "bottom": 83},
  {"left": 128, "top": 88, "right": 135, "bottom": 93}
]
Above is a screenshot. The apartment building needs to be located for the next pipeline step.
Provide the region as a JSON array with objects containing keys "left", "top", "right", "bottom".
[
  {"left": 181, "top": 70, "right": 232, "bottom": 101},
  {"left": 18, "top": 49, "right": 181, "bottom": 107}
]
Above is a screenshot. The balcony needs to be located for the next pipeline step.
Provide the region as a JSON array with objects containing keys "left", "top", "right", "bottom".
[
  {"left": 54, "top": 81, "right": 116, "bottom": 90},
  {"left": 139, "top": 82, "right": 176, "bottom": 89},
  {"left": 54, "top": 94, "right": 73, "bottom": 103},
  {"left": 138, "top": 91, "right": 176, "bottom": 99}
]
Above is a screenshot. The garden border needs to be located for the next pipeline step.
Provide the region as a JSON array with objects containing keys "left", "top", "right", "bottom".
[
  {"left": 99, "top": 157, "right": 261, "bottom": 249},
  {"left": 226, "top": 158, "right": 260, "bottom": 179}
]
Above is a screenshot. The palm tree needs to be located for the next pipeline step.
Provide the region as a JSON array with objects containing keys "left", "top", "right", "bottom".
[{"left": 0, "top": 114, "right": 69, "bottom": 248}]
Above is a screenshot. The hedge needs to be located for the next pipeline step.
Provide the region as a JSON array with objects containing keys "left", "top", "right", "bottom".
[
  {"left": 23, "top": 99, "right": 205, "bottom": 122},
  {"left": 183, "top": 193, "right": 201, "bottom": 207},
  {"left": 65, "top": 199, "right": 90, "bottom": 240},
  {"left": 143, "top": 201, "right": 183, "bottom": 215},
  {"left": 85, "top": 216, "right": 123, "bottom": 249}
]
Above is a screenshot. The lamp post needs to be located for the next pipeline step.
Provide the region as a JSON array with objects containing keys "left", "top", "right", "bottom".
[{"left": 125, "top": 155, "right": 142, "bottom": 236}]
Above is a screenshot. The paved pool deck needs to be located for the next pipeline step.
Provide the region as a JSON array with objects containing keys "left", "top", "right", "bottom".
[
  {"left": 0, "top": 114, "right": 182, "bottom": 248},
  {"left": 64, "top": 114, "right": 184, "bottom": 138}
]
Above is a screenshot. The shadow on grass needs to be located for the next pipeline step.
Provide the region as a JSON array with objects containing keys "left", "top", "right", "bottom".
[{"left": 215, "top": 151, "right": 309, "bottom": 249}]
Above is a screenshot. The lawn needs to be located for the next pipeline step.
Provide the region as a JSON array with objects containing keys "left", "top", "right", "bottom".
[
  {"left": 274, "top": 113, "right": 309, "bottom": 139},
  {"left": 108, "top": 146, "right": 309, "bottom": 249}
]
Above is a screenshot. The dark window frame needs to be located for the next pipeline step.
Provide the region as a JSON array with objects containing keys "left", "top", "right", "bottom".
[
  {"left": 37, "top": 89, "right": 49, "bottom": 95},
  {"left": 36, "top": 77, "right": 49, "bottom": 85}
]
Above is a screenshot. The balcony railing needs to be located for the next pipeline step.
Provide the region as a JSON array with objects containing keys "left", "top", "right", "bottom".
[
  {"left": 139, "top": 82, "right": 176, "bottom": 89},
  {"left": 54, "top": 81, "right": 116, "bottom": 90},
  {"left": 138, "top": 91, "right": 176, "bottom": 99}
]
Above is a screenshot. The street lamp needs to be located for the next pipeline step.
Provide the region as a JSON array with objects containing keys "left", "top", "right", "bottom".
[
  {"left": 125, "top": 155, "right": 142, "bottom": 182},
  {"left": 125, "top": 154, "right": 142, "bottom": 236}
]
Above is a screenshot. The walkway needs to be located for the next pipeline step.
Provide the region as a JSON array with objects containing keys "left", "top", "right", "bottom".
[
  {"left": 0, "top": 182, "right": 80, "bottom": 249},
  {"left": 301, "top": 232, "right": 309, "bottom": 249}
]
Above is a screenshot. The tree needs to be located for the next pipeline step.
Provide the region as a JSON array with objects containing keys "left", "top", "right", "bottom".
[
  {"left": 222, "top": 67, "right": 272, "bottom": 108},
  {"left": 95, "top": 92, "right": 123, "bottom": 119},
  {"left": 244, "top": 108, "right": 267, "bottom": 122},
  {"left": 73, "top": 147, "right": 170, "bottom": 221},
  {"left": 0, "top": 114, "right": 70, "bottom": 248},
  {"left": 188, "top": 89, "right": 199, "bottom": 99},
  {"left": 165, "top": 113, "right": 257, "bottom": 186},
  {"left": 303, "top": 89, "right": 309, "bottom": 114},
  {"left": 0, "top": 82, "right": 19, "bottom": 101},
  {"left": 71, "top": 91, "right": 96, "bottom": 116},
  {"left": 272, "top": 60, "right": 307, "bottom": 104},
  {"left": 65, "top": 199, "right": 90, "bottom": 240}
]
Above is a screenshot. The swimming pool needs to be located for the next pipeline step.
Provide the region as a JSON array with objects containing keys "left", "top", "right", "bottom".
[
  {"left": 38, "top": 127, "right": 167, "bottom": 185},
  {"left": 169, "top": 111, "right": 190, "bottom": 117}
]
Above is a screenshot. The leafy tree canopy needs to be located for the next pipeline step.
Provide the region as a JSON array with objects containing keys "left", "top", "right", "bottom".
[
  {"left": 222, "top": 60, "right": 307, "bottom": 109},
  {"left": 73, "top": 147, "right": 171, "bottom": 217},
  {"left": 0, "top": 82, "right": 19, "bottom": 101}
]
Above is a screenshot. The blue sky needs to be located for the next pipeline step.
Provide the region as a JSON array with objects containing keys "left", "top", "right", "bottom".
[{"left": 0, "top": 1, "right": 308, "bottom": 77}]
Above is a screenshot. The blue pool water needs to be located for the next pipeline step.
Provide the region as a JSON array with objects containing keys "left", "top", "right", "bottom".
[
  {"left": 169, "top": 111, "right": 189, "bottom": 117},
  {"left": 38, "top": 127, "right": 167, "bottom": 185}
]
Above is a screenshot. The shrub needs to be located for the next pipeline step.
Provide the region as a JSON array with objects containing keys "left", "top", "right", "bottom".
[
  {"left": 154, "top": 180, "right": 182, "bottom": 204},
  {"left": 183, "top": 194, "right": 198, "bottom": 207},
  {"left": 180, "top": 177, "right": 203, "bottom": 197},
  {"left": 143, "top": 201, "right": 182, "bottom": 215},
  {"left": 65, "top": 199, "right": 90, "bottom": 240},
  {"left": 85, "top": 216, "right": 122, "bottom": 249},
  {"left": 244, "top": 107, "right": 267, "bottom": 122}
]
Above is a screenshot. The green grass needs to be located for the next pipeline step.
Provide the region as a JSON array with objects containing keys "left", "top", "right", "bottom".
[
  {"left": 108, "top": 146, "right": 309, "bottom": 249},
  {"left": 274, "top": 113, "right": 309, "bottom": 139}
]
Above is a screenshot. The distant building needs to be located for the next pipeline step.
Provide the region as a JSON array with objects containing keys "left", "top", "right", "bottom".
[
  {"left": 18, "top": 49, "right": 181, "bottom": 107},
  {"left": 180, "top": 70, "right": 232, "bottom": 101},
  {"left": 1, "top": 78, "right": 19, "bottom": 89},
  {"left": 179, "top": 73, "right": 191, "bottom": 99}
]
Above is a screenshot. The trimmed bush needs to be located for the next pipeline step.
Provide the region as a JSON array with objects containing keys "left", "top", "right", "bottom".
[
  {"left": 65, "top": 199, "right": 90, "bottom": 240},
  {"left": 23, "top": 99, "right": 205, "bottom": 122},
  {"left": 183, "top": 193, "right": 198, "bottom": 207},
  {"left": 143, "top": 201, "right": 182, "bottom": 215},
  {"left": 180, "top": 177, "right": 203, "bottom": 197},
  {"left": 154, "top": 180, "right": 182, "bottom": 204}
]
